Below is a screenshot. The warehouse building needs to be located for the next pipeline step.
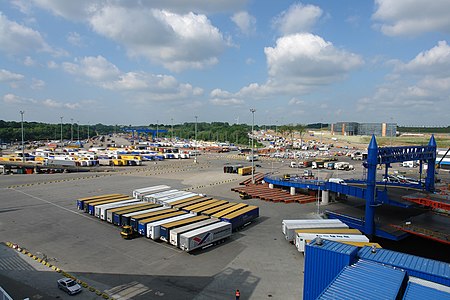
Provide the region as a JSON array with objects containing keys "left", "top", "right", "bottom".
[{"left": 331, "top": 122, "right": 397, "bottom": 137}]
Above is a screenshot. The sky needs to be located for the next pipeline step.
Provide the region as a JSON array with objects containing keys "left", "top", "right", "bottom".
[{"left": 1, "top": 0, "right": 449, "bottom": 127}]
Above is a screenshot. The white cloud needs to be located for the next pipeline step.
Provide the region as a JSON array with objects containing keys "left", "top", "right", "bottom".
[
  {"left": 207, "top": 33, "right": 363, "bottom": 106},
  {"left": 67, "top": 32, "right": 83, "bottom": 47},
  {"left": 31, "top": 78, "right": 45, "bottom": 89},
  {"left": 89, "top": 7, "right": 228, "bottom": 72},
  {"left": 62, "top": 55, "right": 120, "bottom": 81},
  {"left": 265, "top": 33, "right": 363, "bottom": 86},
  {"left": 231, "top": 11, "right": 256, "bottom": 35},
  {"left": 398, "top": 41, "right": 450, "bottom": 76},
  {"left": 373, "top": 0, "right": 450, "bottom": 36},
  {"left": 0, "top": 12, "right": 57, "bottom": 55},
  {"left": 29, "top": 2, "right": 230, "bottom": 72},
  {"left": 0, "top": 69, "right": 24, "bottom": 82},
  {"left": 41, "top": 98, "right": 80, "bottom": 109},
  {"left": 47, "top": 60, "right": 58, "bottom": 69},
  {"left": 357, "top": 41, "right": 450, "bottom": 120},
  {"left": 288, "top": 98, "right": 305, "bottom": 105},
  {"left": 23, "top": 56, "right": 36, "bottom": 66},
  {"left": 3, "top": 93, "right": 23, "bottom": 104},
  {"left": 273, "top": 3, "right": 323, "bottom": 35},
  {"left": 3, "top": 94, "right": 37, "bottom": 104},
  {"left": 31, "top": 0, "right": 247, "bottom": 18},
  {"left": 61, "top": 55, "right": 204, "bottom": 102}
]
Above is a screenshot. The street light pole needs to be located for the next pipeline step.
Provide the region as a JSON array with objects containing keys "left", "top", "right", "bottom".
[
  {"left": 156, "top": 120, "right": 159, "bottom": 140},
  {"left": 250, "top": 108, "right": 256, "bottom": 184},
  {"left": 171, "top": 118, "right": 174, "bottom": 140},
  {"left": 194, "top": 116, "right": 198, "bottom": 163},
  {"left": 77, "top": 121, "right": 80, "bottom": 145},
  {"left": 20, "top": 110, "right": 25, "bottom": 162},
  {"left": 87, "top": 122, "right": 90, "bottom": 141},
  {"left": 70, "top": 118, "right": 74, "bottom": 142},
  {"left": 60, "top": 116, "right": 63, "bottom": 148}
]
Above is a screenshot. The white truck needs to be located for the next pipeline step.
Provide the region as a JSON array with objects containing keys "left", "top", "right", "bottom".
[
  {"left": 178, "top": 221, "right": 232, "bottom": 252},
  {"left": 284, "top": 221, "right": 349, "bottom": 242},
  {"left": 169, "top": 218, "right": 220, "bottom": 247},
  {"left": 132, "top": 185, "right": 170, "bottom": 199},
  {"left": 147, "top": 213, "right": 194, "bottom": 240},
  {"left": 296, "top": 233, "right": 369, "bottom": 252}
]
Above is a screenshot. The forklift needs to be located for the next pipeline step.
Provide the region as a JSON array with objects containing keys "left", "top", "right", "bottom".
[{"left": 120, "top": 225, "right": 135, "bottom": 239}]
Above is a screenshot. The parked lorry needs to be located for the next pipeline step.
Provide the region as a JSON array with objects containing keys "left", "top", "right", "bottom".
[
  {"left": 296, "top": 233, "right": 369, "bottom": 252},
  {"left": 283, "top": 219, "right": 348, "bottom": 242},
  {"left": 86, "top": 196, "right": 131, "bottom": 214},
  {"left": 201, "top": 203, "right": 238, "bottom": 216},
  {"left": 158, "top": 215, "right": 210, "bottom": 242},
  {"left": 121, "top": 206, "right": 168, "bottom": 227},
  {"left": 77, "top": 193, "right": 123, "bottom": 210},
  {"left": 147, "top": 213, "right": 194, "bottom": 239},
  {"left": 112, "top": 203, "right": 160, "bottom": 225},
  {"left": 132, "top": 185, "right": 170, "bottom": 199},
  {"left": 220, "top": 205, "right": 259, "bottom": 231},
  {"left": 137, "top": 211, "right": 187, "bottom": 236},
  {"left": 169, "top": 218, "right": 220, "bottom": 247},
  {"left": 97, "top": 199, "right": 141, "bottom": 220},
  {"left": 282, "top": 219, "right": 345, "bottom": 235},
  {"left": 178, "top": 221, "right": 232, "bottom": 252},
  {"left": 130, "top": 208, "right": 175, "bottom": 230},
  {"left": 106, "top": 202, "right": 154, "bottom": 223}
]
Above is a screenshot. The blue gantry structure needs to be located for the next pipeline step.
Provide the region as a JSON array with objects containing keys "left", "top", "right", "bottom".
[
  {"left": 264, "top": 135, "right": 439, "bottom": 241},
  {"left": 124, "top": 128, "right": 168, "bottom": 141}
]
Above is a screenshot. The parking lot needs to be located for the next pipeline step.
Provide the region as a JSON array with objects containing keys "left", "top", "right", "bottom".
[{"left": 0, "top": 154, "right": 320, "bottom": 299}]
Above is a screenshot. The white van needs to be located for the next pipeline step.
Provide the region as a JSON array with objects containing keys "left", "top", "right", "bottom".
[{"left": 328, "top": 178, "right": 347, "bottom": 185}]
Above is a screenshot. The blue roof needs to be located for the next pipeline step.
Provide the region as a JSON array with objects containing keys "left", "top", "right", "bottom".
[
  {"left": 403, "top": 281, "right": 450, "bottom": 300},
  {"left": 318, "top": 260, "right": 406, "bottom": 300},
  {"left": 358, "top": 246, "right": 450, "bottom": 285},
  {"left": 309, "top": 238, "right": 359, "bottom": 255}
]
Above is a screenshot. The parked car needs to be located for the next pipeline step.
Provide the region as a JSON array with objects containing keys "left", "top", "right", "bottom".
[{"left": 57, "top": 278, "right": 82, "bottom": 295}]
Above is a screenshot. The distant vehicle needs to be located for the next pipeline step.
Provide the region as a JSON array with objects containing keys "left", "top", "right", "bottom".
[
  {"left": 402, "top": 161, "right": 418, "bottom": 168},
  {"left": 246, "top": 155, "right": 259, "bottom": 161},
  {"left": 57, "top": 278, "right": 82, "bottom": 295},
  {"left": 383, "top": 175, "right": 400, "bottom": 183},
  {"left": 328, "top": 178, "right": 347, "bottom": 185}
]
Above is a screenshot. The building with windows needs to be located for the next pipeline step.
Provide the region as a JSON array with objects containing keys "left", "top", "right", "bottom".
[{"left": 331, "top": 122, "right": 397, "bottom": 137}]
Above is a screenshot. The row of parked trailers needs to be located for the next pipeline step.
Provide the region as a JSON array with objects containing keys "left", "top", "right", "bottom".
[
  {"left": 76, "top": 185, "right": 259, "bottom": 252},
  {"left": 281, "top": 219, "right": 381, "bottom": 253}
]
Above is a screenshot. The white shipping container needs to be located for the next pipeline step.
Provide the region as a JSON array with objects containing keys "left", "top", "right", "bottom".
[
  {"left": 133, "top": 185, "right": 170, "bottom": 199},
  {"left": 170, "top": 218, "right": 220, "bottom": 247},
  {"left": 282, "top": 219, "right": 344, "bottom": 235},
  {"left": 296, "top": 233, "right": 369, "bottom": 252},
  {"left": 143, "top": 190, "right": 180, "bottom": 203},
  {"left": 146, "top": 213, "right": 194, "bottom": 240},
  {"left": 179, "top": 222, "right": 232, "bottom": 252},
  {"left": 284, "top": 222, "right": 348, "bottom": 242},
  {"left": 93, "top": 199, "right": 137, "bottom": 219}
]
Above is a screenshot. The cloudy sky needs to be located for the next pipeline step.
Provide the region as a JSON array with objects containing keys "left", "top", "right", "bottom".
[{"left": 1, "top": 0, "right": 449, "bottom": 126}]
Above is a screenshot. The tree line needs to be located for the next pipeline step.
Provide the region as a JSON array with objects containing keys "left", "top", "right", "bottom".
[{"left": 0, "top": 120, "right": 313, "bottom": 147}]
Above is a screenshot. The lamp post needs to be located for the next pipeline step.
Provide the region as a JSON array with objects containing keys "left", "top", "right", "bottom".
[
  {"left": 77, "top": 121, "right": 80, "bottom": 145},
  {"left": 194, "top": 116, "right": 198, "bottom": 163},
  {"left": 156, "top": 120, "right": 159, "bottom": 140},
  {"left": 60, "top": 116, "right": 63, "bottom": 148},
  {"left": 87, "top": 122, "right": 90, "bottom": 141},
  {"left": 171, "top": 118, "right": 174, "bottom": 140},
  {"left": 250, "top": 108, "right": 256, "bottom": 184},
  {"left": 70, "top": 118, "right": 73, "bottom": 142},
  {"left": 20, "top": 110, "right": 25, "bottom": 162}
]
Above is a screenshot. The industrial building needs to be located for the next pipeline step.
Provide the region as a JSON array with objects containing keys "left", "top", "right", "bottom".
[{"left": 331, "top": 122, "right": 397, "bottom": 136}]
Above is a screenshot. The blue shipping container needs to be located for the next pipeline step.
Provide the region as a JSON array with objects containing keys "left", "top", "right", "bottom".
[
  {"left": 318, "top": 259, "right": 406, "bottom": 299},
  {"left": 402, "top": 281, "right": 450, "bottom": 300},
  {"left": 220, "top": 206, "right": 259, "bottom": 231},
  {"left": 358, "top": 246, "right": 450, "bottom": 286},
  {"left": 303, "top": 239, "right": 359, "bottom": 300}
]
